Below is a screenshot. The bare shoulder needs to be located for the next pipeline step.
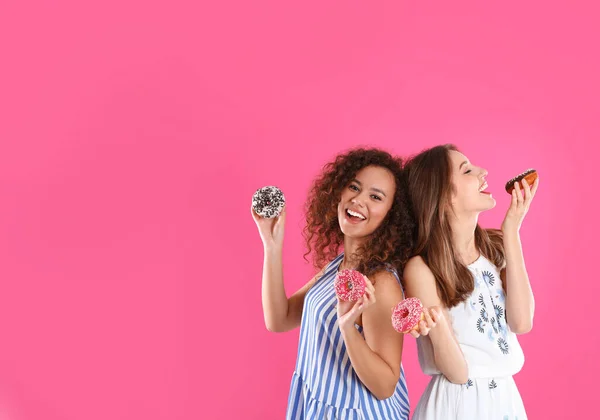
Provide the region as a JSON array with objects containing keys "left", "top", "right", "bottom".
[
  {"left": 403, "top": 256, "right": 435, "bottom": 283},
  {"left": 369, "top": 269, "right": 402, "bottom": 290},
  {"left": 362, "top": 269, "right": 403, "bottom": 329},
  {"left": 368, "top": 269, "right": 403, "bottom": 301},
  {"left": 402, "top": 256, "right": 441, "bottom": 307}
]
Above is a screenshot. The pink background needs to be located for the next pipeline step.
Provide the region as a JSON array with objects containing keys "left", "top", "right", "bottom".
[{"left": 1, "top": 1, "right": 598, "bottom": 419}]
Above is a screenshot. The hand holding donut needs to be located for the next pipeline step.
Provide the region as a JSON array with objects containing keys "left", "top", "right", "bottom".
[
  {"left": 408, "top": 307, "right": 443, "bottom": 338},
  {"left": 391, "top": 297, "right": 441, "bottom": 338},
  {"left": 336, "top": 273, "right": 375, "bottom": 332},
  {"left": 501, "top": 170, "right": 539, "bottom": 234},
  {"left": 251, "top": 206, "right": 285, "bottom": 248},
  {"left": 251, "top": 186, "right": 286, "bottom": 248}
]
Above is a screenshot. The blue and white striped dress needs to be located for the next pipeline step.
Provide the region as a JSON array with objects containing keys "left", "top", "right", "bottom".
[{"left": 287, "top": 254, "right": 410, "bottom": 419}]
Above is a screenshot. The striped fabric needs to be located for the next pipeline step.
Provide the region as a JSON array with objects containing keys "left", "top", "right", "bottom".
[{"left": 286, "top": 254, "right": 410, "bottom": 419}]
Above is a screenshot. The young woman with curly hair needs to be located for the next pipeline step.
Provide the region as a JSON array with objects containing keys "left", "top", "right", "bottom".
[{"left": 252, "top": 148, "right": 425, "bottom": 419}]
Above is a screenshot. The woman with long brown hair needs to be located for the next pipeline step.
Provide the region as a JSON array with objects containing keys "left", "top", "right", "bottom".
[
  {"left": 251, "top": 148, "right": 425, "bottom": 419},
  {"left": 403, "top": 145, "right": 538, "bottom": 419}
]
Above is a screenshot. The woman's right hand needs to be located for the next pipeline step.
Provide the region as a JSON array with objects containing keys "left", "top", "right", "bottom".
[
  {"left": 409, "top": 306, "right": 443, "bottom": 338},
  {"left": 251, "top": 206, "right": 286, "bottom": 249}
]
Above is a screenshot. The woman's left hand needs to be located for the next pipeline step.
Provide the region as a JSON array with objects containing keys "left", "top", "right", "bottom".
[
  {"left": 337, "top": 275, "right": 376, "bottom": 332},
  {"left": 501, "top": 177, "right": 539, "bottom": 234}
]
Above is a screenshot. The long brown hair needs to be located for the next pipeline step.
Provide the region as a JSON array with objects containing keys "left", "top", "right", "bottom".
[
  {"left": 303, "top": 148, "right": 415, "bottom": 276},
  {"left": 404, "top": 144, "right": 505, "bottom": 307}
]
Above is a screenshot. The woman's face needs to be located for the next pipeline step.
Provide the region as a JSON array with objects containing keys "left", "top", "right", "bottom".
[
  {"left": 337, "top": 165, "right": 396, "bottom": 239},
  {"left": 448, "top": 150, "right": 496, "bottom": 214}
]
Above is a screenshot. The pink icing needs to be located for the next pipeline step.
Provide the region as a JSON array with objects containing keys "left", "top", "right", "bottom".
[
  {"left": 334, "top": 269, "right": 366, "bottom": 302},
  {"left": 392, "top": 297, "right": 424, "bottom": 333}
]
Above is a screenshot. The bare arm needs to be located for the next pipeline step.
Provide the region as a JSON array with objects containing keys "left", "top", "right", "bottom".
[
  {"left": 252, "top": 206, "right": 322, "bottom": 332},
  {"left": 403, "top": 256, "right": 469, "bottom": 384},
  {"left": 502, "top": 231, "right": 535, "bottom": 334},
  {"left": 501, "top": 178, "right": 539, "bottom": 334},
  {"left": 261, "top": 244, "right": 322, "bottom": 332},
  {"left": 338, "top": 271, "right": 405, "bottom": 400}
]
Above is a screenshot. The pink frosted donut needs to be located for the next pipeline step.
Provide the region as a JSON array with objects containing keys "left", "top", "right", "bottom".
[
  {"left": 334, "top": 269, "right": 366, "bottom": 302},
  {"left": 392, "top": 297, "right": 425, "bottom": 333}
]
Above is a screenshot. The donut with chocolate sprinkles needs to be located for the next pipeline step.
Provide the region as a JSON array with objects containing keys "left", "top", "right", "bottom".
[{"left": 252, "top": 186, "right": 285, "bottom": 218}]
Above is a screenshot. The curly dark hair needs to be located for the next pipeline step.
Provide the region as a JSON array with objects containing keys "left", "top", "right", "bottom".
[{"left": 303, "top": 148, "right": 415, "bottom": 276}]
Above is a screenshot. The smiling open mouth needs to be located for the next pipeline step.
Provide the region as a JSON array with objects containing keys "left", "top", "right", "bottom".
[{"left": 346, "top": 209, "right": 366, "bottom": 220}]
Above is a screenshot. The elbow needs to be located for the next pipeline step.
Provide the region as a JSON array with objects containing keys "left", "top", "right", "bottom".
[
  {"left": 511, "top": 321, "right": 533, "bottom": 334},
  {"left": 510, "top": 317, "right": 534, "bottom": 334},
  {"left": 447, "top": 373, "right": 469, "bottom": 385},
  {"left": 439, "top": 362, "right": 469, "bottom": 385},
  {"left": 265, "top": 320, "right": 285, "bottom": 333},
  {"left": 441, "top": 365, "right": 469, "bottom": 385},
  {"left": 372, "top": 376, "right": 399, "bottom": 401},
  {"left": 435, "top": 358, "right": 469, "bottom": 385},
  {"left": 373, "top": 384, "right": 396, "bottom": 401}
]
